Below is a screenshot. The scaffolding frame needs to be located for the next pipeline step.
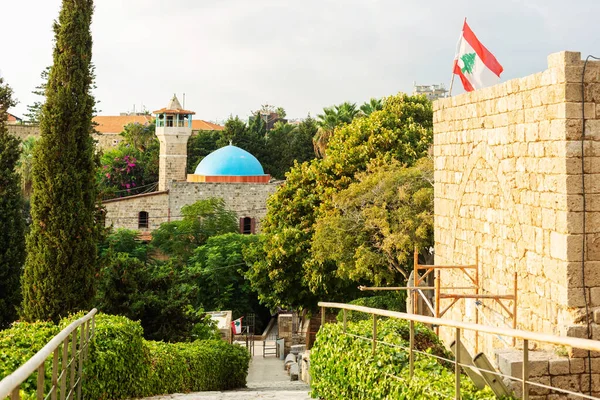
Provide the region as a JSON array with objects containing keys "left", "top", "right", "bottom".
[{"left": 360, "top": 248, "right": 518, "bottom": 350}]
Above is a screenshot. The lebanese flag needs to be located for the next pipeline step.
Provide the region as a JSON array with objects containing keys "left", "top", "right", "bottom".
[
  {"left": 453, "top": 20, "right": 503, "bottom": 92},
  {"left": 231, "top": 317, "right": 243, "bottom": 334}
]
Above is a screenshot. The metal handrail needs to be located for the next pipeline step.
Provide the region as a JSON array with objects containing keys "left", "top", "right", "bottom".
[
  {"left": 319, "top": 302, "right": 600, "bottom": 351},
  {"left": 318, "top": 302, "right": 600, "bottom": 400},
  {"left": 0, "top": 309, "right": 97, "bottom": 400}
]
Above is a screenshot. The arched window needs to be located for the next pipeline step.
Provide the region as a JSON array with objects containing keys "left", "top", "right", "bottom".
[
  {"left": 138, "top": 211, "right": 149, "bottom": 229},
  {"left": 240, "top": 217, "right": 255, "bottom": 234}
]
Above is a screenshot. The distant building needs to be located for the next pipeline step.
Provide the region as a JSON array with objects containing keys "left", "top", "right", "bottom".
[
  {"left": 412, "top": 83, "right": 448, "bottom": 101},
  {"left": 7, "top": 113, "right": 22, "bottom": 124},
  {"left": 103, "top": 95, "right": 279, "bottom": 236},
  {"left": 6, "top": 110, "right": 223, "bottom": 150}
]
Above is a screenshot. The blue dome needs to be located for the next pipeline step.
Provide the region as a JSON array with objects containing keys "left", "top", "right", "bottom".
[{"left": 194, "top": 145, "right": 265, "bottom": 176}]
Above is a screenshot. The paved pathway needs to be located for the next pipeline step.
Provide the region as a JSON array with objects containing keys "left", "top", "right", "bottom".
[{"left": 142, "top": 350, "right": 311, "bottom": 400}]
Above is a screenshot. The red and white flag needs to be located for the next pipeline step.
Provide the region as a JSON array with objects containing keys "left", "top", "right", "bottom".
[
  {"left": 453, "top": 20, "right": 503, "bottom": 92},
  {"left": 231, "top": 317, "right": 243, "bottom": 334}
]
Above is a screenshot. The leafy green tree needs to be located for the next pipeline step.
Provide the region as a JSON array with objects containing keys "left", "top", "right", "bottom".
[
  {"left": 360, "top": 98, "right": 383, "bottom": 116},
  {"left": 21, "top": 0, "right": 99, "bottom": 322},
  {"left": 120, "top": 122, "right": 156, "bottom": 151},
  {"left": 186, "top": 130, "right": 221, "bottom": 173},
  {"left": 0, "top": 78, "right": 26, "bottom": 328},
  {"left": 96, "top": 229, "right": 217, "bottom": 342},
  {"left": 291, "top": 116, "right": 318, "bottom": 164},
  {"left": 25, "top": 63, "right": 100, "bottom": 124},
  {"left": 97, "top": 123, "right": 159, "bottom": 199},
  {"left": 312, "top": 158, "right": 434, "bottom": 285},
  {"left": 24, "top": 67, "right": 50, "bottom": 124},
  {"left": 189, "top": 233, "right": 270, "bottom": 331},
  {"left": 314, "top": 102, "right": 360, "bottom": 157},
  {"left": 246, "top": 93, "right": 433, "bottom": 310},
  {"left": 151, "top": 198, "right": 238, "bottom": 262}
]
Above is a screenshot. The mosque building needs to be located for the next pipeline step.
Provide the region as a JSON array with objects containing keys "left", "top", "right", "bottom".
[{"left": 103, "top": 96, "right": 280, "bottom": 235}]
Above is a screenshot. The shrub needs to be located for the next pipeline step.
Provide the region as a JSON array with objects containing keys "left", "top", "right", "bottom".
[
  {"left": 84, "top": 314, "right": 150, "bottom": 399},
  {"left": 0, "top": 313, "right": 250, "bottom": 399},
  {"left": 0, "top": 321, "right": 58, "bottom": 394},
  {"left": 310, "top": 319, "right": 498, "bottom": 399},
  {"left": 336, "top": 293, "right": 407, "bottom": 323},
  {"left": 146, "top": 340, "right": 250, "bottom": 394}
]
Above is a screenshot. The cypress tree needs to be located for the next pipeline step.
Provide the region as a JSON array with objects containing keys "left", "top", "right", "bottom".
[
  {"left": 21, "top": 0, "right": 98, "bottom": 321},
  {"left": 0, "top": 78, "right": 26, "bottom": 328}
]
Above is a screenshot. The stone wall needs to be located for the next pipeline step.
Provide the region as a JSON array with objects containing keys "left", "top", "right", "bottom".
[
  {"left": 169, "top": 180, "right": 279, "bottom": 232},
  {"left": 433, "top": 51, "right": 600, "bottom": 397},
  {"left": 103, "top": 180, "right": 279, "bottom": 233},
  {"left": 103, "top": 191, "right": 169, "bottom": 231},
  {"left": 7, "top": 125, "right": 40, "bottom": 142},
  {"left": 8, "top": 124, "right": 121, "bottom": 150}
]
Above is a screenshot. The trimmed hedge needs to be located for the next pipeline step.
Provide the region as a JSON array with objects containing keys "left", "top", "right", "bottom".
[
  {"left": 84, "top": 314, "right": 150, "bottom": 399},
  {"left": 311, "top": 319, "right": 500, "bottom": 399},
  {"left": 146, "top": 340, "right": 250, "bottom": 394},
  {"left": 0, "top": 313, "right": 250, "bottom": 399},
  {"left": 0, "top": 321, "right": 59, "bottom": 395}
]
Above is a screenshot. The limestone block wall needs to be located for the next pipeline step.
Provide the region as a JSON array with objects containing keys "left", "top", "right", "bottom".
[
  {"left": 103, "top": 191, "right": 169, "bottom": 231},
  {"left": 156, "top": 127, "right": 191, "bottom": 191},
  {"left": 103, "top": 181, "right": 279, "bottom": 234},
  {"left": 8, "top": 125, "right": 122, "bottom": 150},
  {"left": 433, "top": 51, "right": 600, "bottom": 369},
  {"left": 168, "top": 181, "right": 280, "bottom": 232},
  {"left": 7, "top": 125, "right": 39, "bottom": 142}
]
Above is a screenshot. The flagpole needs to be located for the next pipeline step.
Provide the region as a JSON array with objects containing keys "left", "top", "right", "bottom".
[{"left": 449, "top": 17, "right": 466, "bottom": 98}]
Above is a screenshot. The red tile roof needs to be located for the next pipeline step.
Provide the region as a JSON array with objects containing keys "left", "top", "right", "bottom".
[
  {"left": 92, "top": 115, "right": 223, "bottom": 135},
  {"left": 192, "top": 120, "right": 224, "bottom": 131},
  {"left": 93, "top": 115, "right": 152, "bottom": 134},
  {"left": 7, "top": 113, "right": 22, "bottom": 123}
]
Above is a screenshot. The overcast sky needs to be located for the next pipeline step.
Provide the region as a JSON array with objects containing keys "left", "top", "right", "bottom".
[{"left": 1, "top": 0, "right": 599, "bottom": 122}]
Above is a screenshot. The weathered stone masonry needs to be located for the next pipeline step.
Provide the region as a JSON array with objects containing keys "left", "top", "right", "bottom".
[
  {"left": 434, "top": 51, "right": 600, "bottom": 397},
  {"left": 103, "top": 181, "right": 278, "bottom": 233}
]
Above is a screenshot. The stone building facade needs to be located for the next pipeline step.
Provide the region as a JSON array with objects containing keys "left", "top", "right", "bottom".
[
  {"left": 104, "top": 181, "right": 276, "bottom": 233},
  {"left": 103, "top": 96, "right": 279, "bottom": 235},
  {"left": 433, "top": 51, "right": 600, "bottom": 397}
]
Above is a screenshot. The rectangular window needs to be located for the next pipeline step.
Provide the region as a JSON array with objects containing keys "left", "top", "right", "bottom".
[{"left": 138, "top": 211, "right": 149, "bottom": 229}]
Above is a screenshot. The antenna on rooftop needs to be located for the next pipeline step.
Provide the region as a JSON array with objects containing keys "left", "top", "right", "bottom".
[{"left": 183, "top": 93, "right": 186, "bottom": 109}]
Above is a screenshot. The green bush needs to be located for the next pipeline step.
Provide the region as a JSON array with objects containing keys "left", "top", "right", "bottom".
[
  {"left": 146, "top": 340, "right": 250, "bottom": 393},
  {"left": 0, "top": 321, "right": 58, "bottom": 395},
  {"left": 310, "top": 319, "right": 498, "bottom": 399},
  {"left": 336, "top": 293, "right": 407, "bottom": 323},
  {"left": 0, "top": 313, "right": 250, "bottom": 400},
  {"left": 84, "top": 314, "right": 150, "bottom": 399}
]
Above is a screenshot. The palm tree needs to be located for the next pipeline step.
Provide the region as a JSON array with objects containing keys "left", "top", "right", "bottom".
[
  {"left": 360, "top": 98, "right": 383, "bottom": 116},
  {"left": 16, "top": 136, "right": 36, "bottom": 198},
  {"left": 314, "top": 102, "right": 359, "bottom": 157}
]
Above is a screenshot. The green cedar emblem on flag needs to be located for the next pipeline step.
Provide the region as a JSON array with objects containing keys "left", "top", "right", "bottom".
[{"left": 460, "top": 52, "right": 476, "bottom": 74}]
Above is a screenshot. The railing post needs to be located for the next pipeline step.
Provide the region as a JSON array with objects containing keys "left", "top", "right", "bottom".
[
  {"left": 372, "top": 314, "right": 377, "bottom": 356},
  {"left": 77, "top": 321, "right": 85, "bottom": 400},
  {"left": 51, "top": 348, "right": 59, "bottom": 400},
  {"left": 522, "top": 340, "right": 529, "bottom": 400},
  {"left": 37, "top": 363, "right": 45, "bottom": 400},
  {"left": 10, "top": 387, "right": 19, "bottom": 400},
  {"left": 409, "top": 320, "right": 415, "bottom": 379},
  {"left": 321, "top": 306, "right": 325, "bottom": 328},
  {"left": 343, "top": 309, "right": 347, "bottom": 333},
  {"left": 455, "top": 327, "right": 461, "bottom": 400},
  {"left": 60, "top": 337, "right": 68, "bottom": 400},
  {"left": 69, "top": 329, "right": 77, "bottom": 395}
]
